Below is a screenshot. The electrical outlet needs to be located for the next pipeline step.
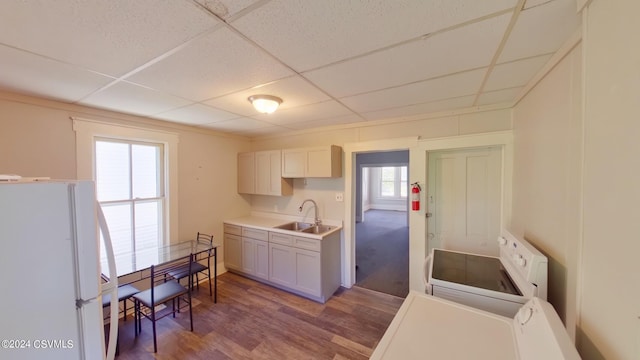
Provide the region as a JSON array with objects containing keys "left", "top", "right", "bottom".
[{"left": 335, "top": 193, "right": 344, "bottom": 202}]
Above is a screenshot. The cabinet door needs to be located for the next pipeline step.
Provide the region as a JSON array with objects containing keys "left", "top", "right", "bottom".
[
  {"left": 224, "top": 233, "right": 242, "bottom": 271},
  {"left": 268, "top": 243, "right": 295, "bottom": 288},
  {"left": 237, "top": 152, "right": 255, "bottom": 194},
  {"left": 256, "top": 150, "right": 292, "bottom": 196},
  {"left": 241, "top": 237, "right": 256, "bottom": 275},
  {"left": 306, "top": 145, "right": 342, "bottom": 178},
  {"left": 293, "top": 248, "right": 321, "bottom": 296},
  {"left": 255, "top": 151, "right": 271, "bottom": 195},
  {"left": 255, "top": 240, "right": 269, "bottom": 280},
  {"left": 305, "top": 147, "right": 330, "bottom": 177},
  {"left": 282, "top": 149, "right": 306, "bottom": 178}
]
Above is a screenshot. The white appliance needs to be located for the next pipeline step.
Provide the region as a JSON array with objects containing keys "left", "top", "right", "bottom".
[
  {"left": 371, "top": 291, "right": 581, "bottom": 360},
  {"left": 424, "top": 229, "right": 548, "bottom": 317},
  {"left": 0, "top": 180, "right": 118, "bottom": 360}
]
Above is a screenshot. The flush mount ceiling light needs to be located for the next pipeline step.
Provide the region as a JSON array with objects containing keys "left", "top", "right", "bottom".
[{"left": 248, "top": 95, "right": 282, "bottom": 114}]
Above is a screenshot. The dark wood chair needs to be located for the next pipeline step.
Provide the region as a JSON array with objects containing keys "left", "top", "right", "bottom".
[
  {"left": 132, "top": 255, "right": 194, "bottom": 353},
  {"left": 166, "top": 232, "right": 213, "bottom": 296}
]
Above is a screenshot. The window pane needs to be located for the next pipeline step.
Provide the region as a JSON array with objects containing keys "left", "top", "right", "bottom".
[
  {"left": 134, "top": 200, "right": 162, "bottom": 251},
  {"left": 96, "top": 141, "right": 130, "bottom": 201},
  {"left": 381, "top": 167, "right": 395, "bottom": 181},
  {"left": 132, "top": 144, "right": 161, "bottom": 199},
  {"left": 400, "top": 166, "right": 408, "bottom": 197},
  {"left": 100, "top": 203, "right": 132, "bottom": 257},
  {"left": 381, "top": 181, "right": 394, "bottom": 196}
]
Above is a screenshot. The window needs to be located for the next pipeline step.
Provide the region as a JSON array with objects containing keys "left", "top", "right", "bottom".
[
  {"left": 96, "top": 139, "right": 165, "bottom": 267},
  {"left": 379, "top": 166, "right": 407, "bottom": 198},
  {"left": 73, "top": 117, "right": 179, "bottom": 276}
]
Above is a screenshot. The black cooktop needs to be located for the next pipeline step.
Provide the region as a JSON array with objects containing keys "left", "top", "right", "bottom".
[{"left": 432, "top": 249, "right": 521, "bottom": 295}]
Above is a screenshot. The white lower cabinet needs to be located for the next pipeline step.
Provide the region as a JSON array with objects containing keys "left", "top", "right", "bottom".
[
  {"left": 293, "top": 248, "right": 321, "bottom": 297},
  {"left": 224, "top": 222, "right": 341, "bottom": 303},
  {"left": 268, "top": 243, "right": 295, "bottom": 287},
  {"left": 224, "top": 233, "right": 242, "bottom": 272},
  {"left": 242, "top": 238, "right": 269, "bottom": 280}
]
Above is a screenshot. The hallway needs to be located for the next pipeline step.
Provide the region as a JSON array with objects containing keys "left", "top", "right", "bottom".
[{"left": 355, "top": 209, "right": 409, "bottom": 298}]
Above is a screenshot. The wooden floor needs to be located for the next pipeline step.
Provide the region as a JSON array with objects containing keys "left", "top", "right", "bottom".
[{"left": 114, "top": 272, "right": 404, "bottom": 359}]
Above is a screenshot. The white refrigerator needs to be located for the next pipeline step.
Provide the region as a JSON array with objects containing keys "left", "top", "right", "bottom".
[{"left": 0, "top": 180, "right": 118, "bottom": 360}]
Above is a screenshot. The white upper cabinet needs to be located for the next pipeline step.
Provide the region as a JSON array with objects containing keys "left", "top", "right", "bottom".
[
  {"left": 238, "top": 150, "right": 293, "bottom": 196},
  {"left": 237, "top": 152, "right": 255, "bottom": 194},
  {"left": 281, "top": 145, "right": 342, "bottom": 178}
]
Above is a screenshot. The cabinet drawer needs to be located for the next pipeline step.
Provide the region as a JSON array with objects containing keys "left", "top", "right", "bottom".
[
  {"left": 293, "top": 237, "right": 321, "bottom": 252},
  {"left": 224, "top": 224, "right": 242, "bottom": 236},
  {"left": 242, "top": 227, "right": 268, "bottom": 241},
  {"left": 269, "top": 232, "right": 294, "bottom": 246}
]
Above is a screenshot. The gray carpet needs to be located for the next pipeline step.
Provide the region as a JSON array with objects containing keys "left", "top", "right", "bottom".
[{"left": 355, "top": 210, "right": 409, "bottom": 298}]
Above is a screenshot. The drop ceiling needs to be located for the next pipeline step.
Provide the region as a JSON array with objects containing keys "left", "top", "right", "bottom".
[{"left": 0, "top": 0, "right": 580, "bottom": 137}]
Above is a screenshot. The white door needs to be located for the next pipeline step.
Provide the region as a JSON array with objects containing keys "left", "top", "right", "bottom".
[{"left": 427, "top": 146, "right": 502, "bottom": 256}]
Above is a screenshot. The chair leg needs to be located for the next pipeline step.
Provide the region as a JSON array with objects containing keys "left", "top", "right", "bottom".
[
  {"left": 134, "top": 301, "right": 139, "bottom": 336},
  {"left": 188, "top": 293, "right": 193, "bottom": 332},
  {"left": 151, "top": 304, "right": 157, "bottom": 353},
  {"left": 207, "top": 267, "right": 212, "bottom": 297},
  {"left": 123, "top": 299, "right": 127, "bottom": 322},
  {"left": 214, "top": 248, "right": 218, "bottom": 303}
]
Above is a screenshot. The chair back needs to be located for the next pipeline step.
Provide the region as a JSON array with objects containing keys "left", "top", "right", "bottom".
[
  {"left": 148, "top": 255, "right": 194, "bottom": 303},
  {"left": 197, "top": 232, "right": 213, "bottom": 245}
]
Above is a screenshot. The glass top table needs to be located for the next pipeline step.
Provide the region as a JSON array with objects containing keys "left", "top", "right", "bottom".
[
  {"left": 102, "top": 239, "right": 220, "bottom": 302},
  {"left": 102, "top": 240, "right": 218, "bottom": 278}
]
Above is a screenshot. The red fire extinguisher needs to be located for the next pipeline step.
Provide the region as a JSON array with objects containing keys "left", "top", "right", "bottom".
[{"left": 411, "top": 182, "right": 421, "bottom": 211}]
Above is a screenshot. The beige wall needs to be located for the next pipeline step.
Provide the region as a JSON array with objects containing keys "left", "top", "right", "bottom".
[
  {"left": 511, "top": 42, "right": 582, "bottom": 339},
  {"left": 249, "top": 109, "right": 511, "bottom": 223},
  {"left": 0, "top": 92, "right": 252, "bottom": 268},
  {"left": 579, "top": 1, "right": 640, "bottom": 359}
]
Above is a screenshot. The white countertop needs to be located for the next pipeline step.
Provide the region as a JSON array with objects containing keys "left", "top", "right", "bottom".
[{"left": 224, "top": 212, "right": 342, "bottom": 239}]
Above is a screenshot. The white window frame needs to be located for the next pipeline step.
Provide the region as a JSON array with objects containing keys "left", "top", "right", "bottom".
[{"left": 73, "top": 117, "right": 179, "bottom": 245}]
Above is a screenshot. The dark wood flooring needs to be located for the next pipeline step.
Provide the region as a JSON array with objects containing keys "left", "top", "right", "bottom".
[{"left": 113, "top": 272, "right": 404, "bottom": 359}]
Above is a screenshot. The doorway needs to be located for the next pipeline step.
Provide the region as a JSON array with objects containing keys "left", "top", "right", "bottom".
[{"left": 354, "top": 151, "right": 409, "bottom": 298}]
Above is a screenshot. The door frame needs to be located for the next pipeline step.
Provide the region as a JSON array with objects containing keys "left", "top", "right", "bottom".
[{"left": 343, "top": 131, "right": 513, "bottom": 291}]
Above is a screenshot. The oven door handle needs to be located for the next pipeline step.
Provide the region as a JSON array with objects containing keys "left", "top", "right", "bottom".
[{"left": 423, "top": 254, "right": 433, "bottom": 295}]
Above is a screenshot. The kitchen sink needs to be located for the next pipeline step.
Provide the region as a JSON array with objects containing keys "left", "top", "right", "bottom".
[
  {"left": 274, "top": 221, "right": 314, "bottom": 231},
  {"left": 301, "top": 225, "right": 335, "bottom": 234}
]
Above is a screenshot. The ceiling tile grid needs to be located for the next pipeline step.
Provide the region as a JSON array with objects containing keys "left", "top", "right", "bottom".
[{"left": 0, "top": 0, "right": 581, "bottom": 137}]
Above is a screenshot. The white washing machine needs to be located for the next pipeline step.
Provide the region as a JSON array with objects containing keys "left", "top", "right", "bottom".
[
  {"left": 371, "top": 291, "right": 580, "bottom": 360},
  {"left": 424, "top": 230, "right": 548, "bottom": 317}
]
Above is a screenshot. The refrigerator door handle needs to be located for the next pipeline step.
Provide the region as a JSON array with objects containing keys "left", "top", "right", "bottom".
[{"left": 97, "top": 205, "right": 119, "bottom": 360}]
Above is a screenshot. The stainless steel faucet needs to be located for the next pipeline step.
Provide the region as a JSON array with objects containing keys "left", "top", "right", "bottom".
[{"left": 299, "top": 199, "right": 321, "bottom": 225}]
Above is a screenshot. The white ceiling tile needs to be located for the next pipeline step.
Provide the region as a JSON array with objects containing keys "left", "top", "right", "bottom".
[
  {"left": 236, "top": 125, "right": 291, "bottom": 137},
  {"left": 485, "top": 54, "right": 551, "bottom": 91},
  {"left": 154, "top": 103, "right": 240, "bottom": 125},
  {"left": 284, "top": 114, "right": 365, "bottom": 130},
  {"left": 127, "top": 27, "right": 294, "bottom": 102},
  {"left": 0, "top": 45, "right": 114, "bottom": 102},
  {"left": 476, "top": 87, "right": 524, "bottom": 105},
  {"left": 499, "top": 0, "right": 580, "bottom": 62},
  {"left": 200, "top": 117, "right": 273, "bottom": 132},
  {"left": 204, "top": 75, "right": 330, "bottom": 116},
  {"left": 0, "top": 1, "right": 219, "bottom": 77},
  {"left": 193, "top": 0, "right": 263, "bottom": 19},
  {"left": 232, "top": 0, "right": 519, "bottom": 71},
  {"left": 252, "top": 100, "right": 355, "bottom": 125},
  {"left": 341, "top": 68, "right": 486, "bottom": 113},
  {"left": 304, "top": 14, "right": 511, "bottom": 98},
  {"left": 79, "top": 82, "right": 192, "bottom": 116},
  {"left": 361, "top": 96, "right": 476, "bottom": 121},
  {"left": 523, "top": 0, "right": 554, "bottom": 9}
]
